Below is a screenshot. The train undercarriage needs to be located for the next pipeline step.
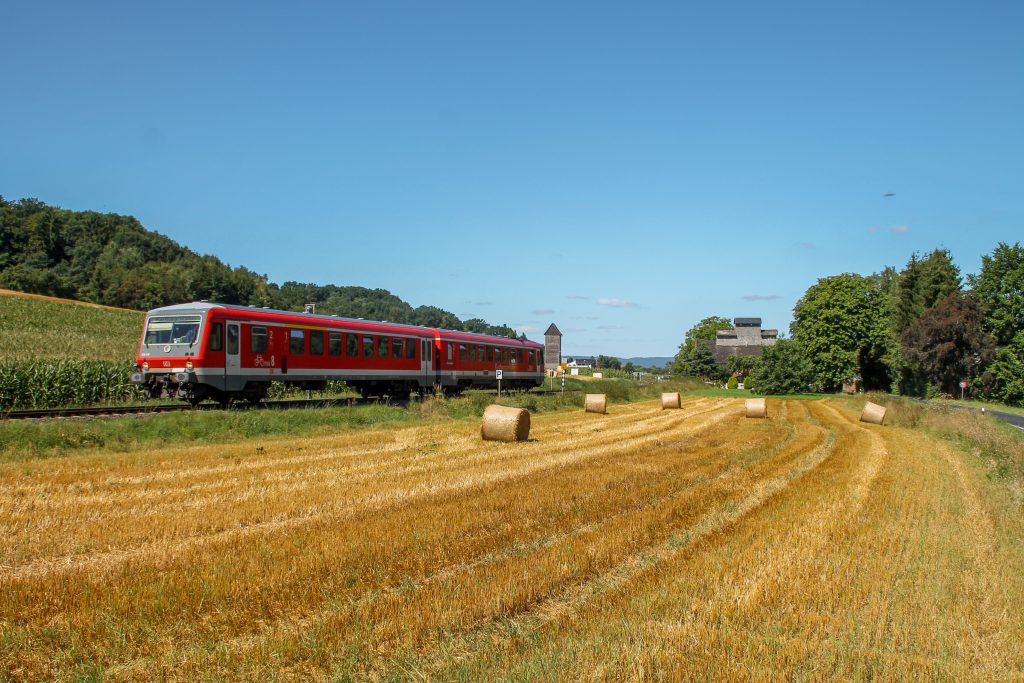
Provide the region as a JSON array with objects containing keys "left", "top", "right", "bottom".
[{"left": 138, "top": 372, "right": 540, "bottom": 405}]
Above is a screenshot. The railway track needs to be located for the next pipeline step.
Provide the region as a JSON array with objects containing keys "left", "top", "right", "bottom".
[{"left": 1, "top": 390, "right": 580, "bottom": 421}]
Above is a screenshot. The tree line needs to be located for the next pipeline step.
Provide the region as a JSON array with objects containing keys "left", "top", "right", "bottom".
[
  {"left": 675, "top": 244, "right": 1024, "bottom": 406},
  {"left": 0, "top": 197, "right": 521, "bottom": 339}
]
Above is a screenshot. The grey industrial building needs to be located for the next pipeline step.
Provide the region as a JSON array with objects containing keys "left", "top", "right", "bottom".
[{"left": 701, "top": 317, "right": 778, "bottom": 364}]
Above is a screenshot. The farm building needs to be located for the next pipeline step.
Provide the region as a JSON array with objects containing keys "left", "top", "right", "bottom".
[{"left": 701, "top": 317, "right": 778, "bottom": 364}]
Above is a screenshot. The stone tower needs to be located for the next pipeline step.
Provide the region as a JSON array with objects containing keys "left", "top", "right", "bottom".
[{"left": 544, "top": 323, "right": 562, "bottom": 369}]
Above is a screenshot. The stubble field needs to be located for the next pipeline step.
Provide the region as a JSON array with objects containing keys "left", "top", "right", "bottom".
[{"left": 1, "top": 396, "right": 1022, "bottom": 681}]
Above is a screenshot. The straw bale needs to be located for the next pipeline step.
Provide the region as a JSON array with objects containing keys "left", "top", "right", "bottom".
[
  {"left": 745, "top": 398, "right": 767, "bottom": 418},
  {"left": 860, "top": 401, "right": 887, "bottom": 425},
  {"left": 661, "top": 392, "right": 681, "bottom": 409},
  {"left": 585, "top": 393, "right": 607, "bottom": 414},
  {"left": 480, "top": 404, "right": 531, "bottom": 442}
]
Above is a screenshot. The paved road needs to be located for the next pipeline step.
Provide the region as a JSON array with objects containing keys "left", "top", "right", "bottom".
[
  {"left": 989, "top": 409, "right": 1024, "bottom": 431},
  {"left": 946, "top": 403, "right": 1024, "bottom": 431}
]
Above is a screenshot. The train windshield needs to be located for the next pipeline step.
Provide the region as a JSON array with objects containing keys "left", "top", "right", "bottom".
[{"left": 145, "top": 316, "right": 202, "bottom": 346}]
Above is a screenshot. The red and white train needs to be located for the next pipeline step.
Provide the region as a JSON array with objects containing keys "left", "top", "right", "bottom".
[{"left": 132, "top": 302, "right": 545, "bottom": 403}]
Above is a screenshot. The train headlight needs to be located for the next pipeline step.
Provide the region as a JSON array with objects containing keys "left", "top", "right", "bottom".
[
  {"left": 185, "top": 361, "right": 194, "bottom": 370},
  {"left": 142, "top": 361, "right": 150, "bottom": 370}
]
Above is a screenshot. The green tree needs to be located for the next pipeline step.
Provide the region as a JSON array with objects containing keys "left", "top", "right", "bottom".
[
  {"left": 725, "top": 354, "right": 759, "bottom": 378},
  {"left": 676, "top": 315, "right": 731, "bottom": 355},
  {"left": 968, "top": 242, "right": 1024, "bottom": 346},
  {"left": 749, "top": 339, "right": 815, "bottom": 395},
  {"left": 791, "top": 273, "right": 890, "bottom": 391},
  {"left": 596, "top": 354, "right": 622, "bottom": 370},
  {"left": 901, "top": 293, "right": 995, "bottom": 396},
  {"left": 409, "top": 305, "right": 462, "bottom": 330},
  {"left": 676, "top": 344, "right": 720, "bottom": 380},
  {"left": 984, "top": 332, "right": 1024, "bottom": 406},
  {"left": 889, "top": 250, "right": 961, "bottom": 334},
  {"left": 673, "top": 315, "right": 731, "bottom": 377},
  {"left": 886, "top": 249, "right": 962, "bottom": 395}
]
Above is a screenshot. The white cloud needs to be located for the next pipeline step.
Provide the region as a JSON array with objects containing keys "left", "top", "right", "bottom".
[
  {"left": 742, "top": 294, "right": 781, "bottom": 301},
  {"left": 892, "top": 224, "right": 910, "bottom": 234},
  {"left": 532, "top": 309, "right": 555, "bottom": 315},
  {"left": 565, "top": 294, "right": 590, "bottom": 300},
  {"left": 598, "top": 298, "right": 639, "bottom": 309},
  {"left": 472, "top": 301, "right": 493, "bottom": 306},
  {"left": 598, "top": 325, "right": 625, "bottom": 330}
]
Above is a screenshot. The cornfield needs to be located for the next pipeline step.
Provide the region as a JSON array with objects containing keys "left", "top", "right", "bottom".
[
  {"left": 0, "top": 358, "right": 145, "bottom": 410},
  {"left": 0, "top": 289, "right": 142, "bottom": 362}
]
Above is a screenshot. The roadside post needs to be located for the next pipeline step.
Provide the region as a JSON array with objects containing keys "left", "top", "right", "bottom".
[
  {"left": 497, "top": 369, "right": 502, "bottom": 397},
  {"left": 960, "top": 379, "right": 968, "bottom": 400},
  {"left": 561, "top": 369, "right": 565, "bottom": 394}
]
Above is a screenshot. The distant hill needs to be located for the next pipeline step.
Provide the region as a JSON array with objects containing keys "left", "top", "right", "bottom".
[
  {"left": 620, "top": 357, "right": 673, "bottom": 369},
  {"left": 0, "top": 196, "right": 521, "bottom": 338}
]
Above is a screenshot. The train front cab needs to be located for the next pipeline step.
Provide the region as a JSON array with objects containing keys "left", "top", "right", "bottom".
[{"left": 134, "top": 305, "right": 219, "bottom": 403}]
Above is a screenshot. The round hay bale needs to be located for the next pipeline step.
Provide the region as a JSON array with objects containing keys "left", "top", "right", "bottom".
[
  {"left": 661, "top": 392, "right": 681, "bottom": 409},
  {"left": 745, "top": 398, "right": 767, "bottom": 418},
  {"left": 860, "top": 402, "right": 887, "bottom": 425},
  {"left": 585, "top": 393, "right": 607, "bottom": 414},
  {"left": 480, "top": 404, "right": 531, "bottom": 442}
]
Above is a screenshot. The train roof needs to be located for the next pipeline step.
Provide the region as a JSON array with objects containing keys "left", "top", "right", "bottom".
[{"left": 145, "top": 302, "right": 541, "bottom": 348}]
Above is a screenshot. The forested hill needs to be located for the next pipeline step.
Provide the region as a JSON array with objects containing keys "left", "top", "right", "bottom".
[{"left": 0, "top": 197, "right": 521, "bottom": 338}]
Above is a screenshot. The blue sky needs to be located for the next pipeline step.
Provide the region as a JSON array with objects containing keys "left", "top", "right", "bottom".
[{"left": 2, "top": 1, "right": 1022, "bottom": 357}]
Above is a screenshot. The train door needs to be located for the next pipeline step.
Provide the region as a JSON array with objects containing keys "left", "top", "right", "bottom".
[
  {"left": 225, "top": 322, "right": 241, "bottom": 390},
  {"left": 421, "top": 339, "right": 432, "bottom": 385}
]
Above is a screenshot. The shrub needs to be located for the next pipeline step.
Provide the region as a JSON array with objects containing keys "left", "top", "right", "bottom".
[{"left": 727, "top": 376, "right": 739, "bottom": 390}]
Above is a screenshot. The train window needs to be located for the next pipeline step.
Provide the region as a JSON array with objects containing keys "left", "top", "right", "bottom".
[
  {"left": 477, "top": 345, "right": 485, "bottom": 362},
  {"left": 227, "top": 325, "right": 239, "bottom": 355},
  {"left": 290, "top": 329, "right": 305, "bottom": 355},
  {"left": 347, "top": 333, "right": 358, "bottom": 357},
  {"left": 362, "top": 335, "right": 375, "bottom": 358},
  {"left": 486, "top": 347, "right": 493, "bottom": 362},
  {"left": 528, "top": 350, "right": 535, "bottom": 364},
  {"left": 309, "top": 330, "right": 324, "bottom": 355},
  {"left": 406, "top": 339, "right": 417, "bottom": 359},
  {"left": 469, "top": 345, "right": 476, "bottom": 362},
  {"left": 379, "top": 337, "right": 390, "bottom": 358},
  {"left": 503, "top": 349, "right": 510, "bottom": 363},
  {"left": 208, "top": 323, "right": 223, "bottom": 352},
  {"left": 392, "top": 338, "right": 403, "bottom": 359},
  {"left": 328, "top": 332, "right": 342, "bottom": 356},
  {"left": 145, "top": 315, "right": 201, "bottom": 345},
  {"left": 447, "top": 343, "right": 453, "bottom": 362},
  {"left": 251, "top": 326, "right": 268, "bottom": 353},
  {"left": 459, "top": 344, "right": 467, "bottom": 361}
]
